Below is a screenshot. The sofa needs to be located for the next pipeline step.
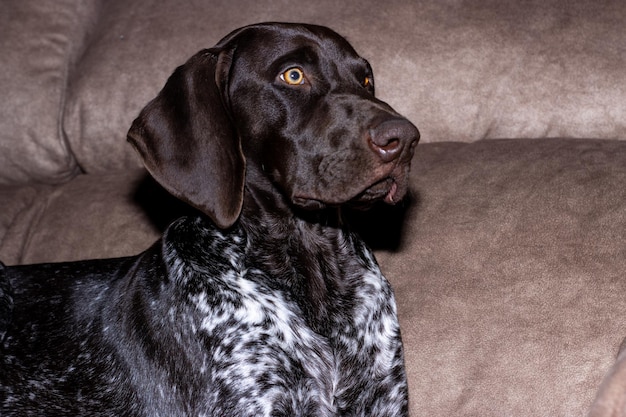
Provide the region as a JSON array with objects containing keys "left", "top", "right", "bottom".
[{"left": 1, "top": 0, "right": 625, "bottom": 415}]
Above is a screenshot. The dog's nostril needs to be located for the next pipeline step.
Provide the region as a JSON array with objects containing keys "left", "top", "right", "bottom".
[
  {"left": 377, "top": 137, "right": 400, "bottom": 151},
  {"left": 370, "top": 128, "right": 399, "bottom": 149},
  {"left": 369, "top": 137, "right": 401, "bottom": 163}
]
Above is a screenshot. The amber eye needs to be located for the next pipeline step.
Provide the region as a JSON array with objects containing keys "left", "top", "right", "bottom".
[
  {"left": 280, "top": 68, "right": 305, "bottom": 85},
  {"left": 364, "top": 76, "right": 372, "bottom": 87}
]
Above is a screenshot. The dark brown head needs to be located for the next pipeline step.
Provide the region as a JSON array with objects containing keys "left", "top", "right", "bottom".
[{"left": 128, "top": 23, "right": 419, "bottom": 229}]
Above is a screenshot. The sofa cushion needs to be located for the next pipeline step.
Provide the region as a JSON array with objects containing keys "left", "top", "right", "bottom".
[
  {"left": 375, "top": 138, "right": 626, "bottom": 415},
  {"left": 0, "top": 184, "right": 48, "bottom": 263},
  {"left": 61, "top": 0, "right": 626, "bottom": 174},
  {"left": 590, "top": 340, "right": 626, "bottom": 417},
  {"left": 0, "top": 0, "right": 99, "bottom": 185},
  {"left": 0, "top": 169, "right": 164, "bottom": 265}
]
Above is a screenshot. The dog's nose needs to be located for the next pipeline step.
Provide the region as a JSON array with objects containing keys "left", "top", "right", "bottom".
[{"left": 369, "top": 118, "right": 419, "bottom": 163}]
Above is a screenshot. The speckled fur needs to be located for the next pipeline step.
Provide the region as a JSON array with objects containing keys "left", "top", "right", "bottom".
[{"left": 1, "top": 215, "right": 407, "bottom": 416}]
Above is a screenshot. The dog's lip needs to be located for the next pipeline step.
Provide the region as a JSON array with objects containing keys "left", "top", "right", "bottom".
[
  {"left": 292, "top": 174, "right": 406, "bottom": 210},
  {"left": 351, "top": 176, "right": 402, "bottom": 205},
  {"left": 385, "top": 181, "right": 399, "bottom": 204}
]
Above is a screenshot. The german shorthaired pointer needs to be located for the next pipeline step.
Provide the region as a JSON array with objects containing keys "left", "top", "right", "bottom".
[{"left": 0, "top": 23, "right": 419, "bottom": 416}]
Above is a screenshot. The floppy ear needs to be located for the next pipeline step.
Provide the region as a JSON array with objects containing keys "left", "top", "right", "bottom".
[{"left": 127, "top": 48, "right": 244, "bottom": 229}]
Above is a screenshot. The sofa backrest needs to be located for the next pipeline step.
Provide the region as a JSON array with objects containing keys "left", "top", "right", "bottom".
[
  {"left": 0, "top": 0, "right": 98, "bottom": 185},
  {"left": 2, "top": 0, "right": 626, "bottom": 185}
]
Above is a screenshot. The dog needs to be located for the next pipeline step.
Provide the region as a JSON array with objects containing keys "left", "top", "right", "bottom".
[{"left": 0, "top": 23, "right": 419, "bottom": 416}]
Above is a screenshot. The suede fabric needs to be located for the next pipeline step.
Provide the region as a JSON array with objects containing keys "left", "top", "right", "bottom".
[
  {"left": 60, "top": 0, "right": 626, "bottom": 174},
  {"left": 590, "top": 340, "right": 626, "bottom": 417},
  {"left": 0, "top": 184, "right": 49, "bottom": 263},
  {"left": 0, "top": 0, "right": 98, "bottom": 184},
  {"left": 0, "top": 170, "right": 163, "bottom": 265},
  {"left": 377, "top": 139, "right": 626, "bottom": 415},
  {"left": 1, "top": 139, "right": 625, "bottom": 415},
  {"left": 4, "top": 0, "right": 626, "bottom": 181}
]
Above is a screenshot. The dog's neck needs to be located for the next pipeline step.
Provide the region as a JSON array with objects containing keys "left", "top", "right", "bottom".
[
  {"left": 239, "top": 171, "right": 348, "bottom": 269},
  {"left": 237, "top": 168, "right": 353, "bottom": 334},
  {"left": 239, "top": 163, "right": 346, "bottom": 233}
]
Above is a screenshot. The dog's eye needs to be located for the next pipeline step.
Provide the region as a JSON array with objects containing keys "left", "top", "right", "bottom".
[
  {"left": 280, "top": 68, "right": 305, "bottom": 85},
  {"left": 363, "top": 76, "right": 373, "bottom": 88}
]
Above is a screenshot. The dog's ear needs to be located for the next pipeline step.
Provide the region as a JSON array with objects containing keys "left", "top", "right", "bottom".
[{"left": 127, "top": 47, "right": 244, "bottom": 229}]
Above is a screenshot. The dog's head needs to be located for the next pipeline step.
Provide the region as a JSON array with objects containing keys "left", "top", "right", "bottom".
[{"left": 128, "top": 23, "right": 419, "bottom": 229}]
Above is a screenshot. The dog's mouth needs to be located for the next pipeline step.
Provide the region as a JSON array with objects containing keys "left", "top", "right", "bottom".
[
  {"left": 292, "top": 171, "right": 409, "bottom": 211},
  {"left": 353, "top": 177, "right": 397, "bottom": 203},
  {"left": 348, "top": 175, "right": 408, "bottom": 208}
]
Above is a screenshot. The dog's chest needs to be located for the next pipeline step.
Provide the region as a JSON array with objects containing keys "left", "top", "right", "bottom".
[{"left": 159, "top": 218, "right": 406, "bottom": 416}]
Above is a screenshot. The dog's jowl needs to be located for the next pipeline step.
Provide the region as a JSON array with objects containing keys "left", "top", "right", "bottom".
[{"left": 0, "top": 23, "right": 419, "bottom": 416}]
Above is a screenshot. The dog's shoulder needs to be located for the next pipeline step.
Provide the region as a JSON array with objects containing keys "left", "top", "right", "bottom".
[
  {"left": 0, "top": 256, "right": 142, "bottom": 415},
  {"left": 162, "top": 216, "right": 406, "bottom": 415},
  {"left": 1, "top": 215, "right": 406, "bottom": 415},
  {"left": 137, "top": 216, "right": 337, "bottom": 415}
]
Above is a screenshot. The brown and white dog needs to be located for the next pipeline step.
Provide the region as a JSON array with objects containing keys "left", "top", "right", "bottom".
[{"left": 1, "top": 23, "right": 419, "bottom": 416}]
